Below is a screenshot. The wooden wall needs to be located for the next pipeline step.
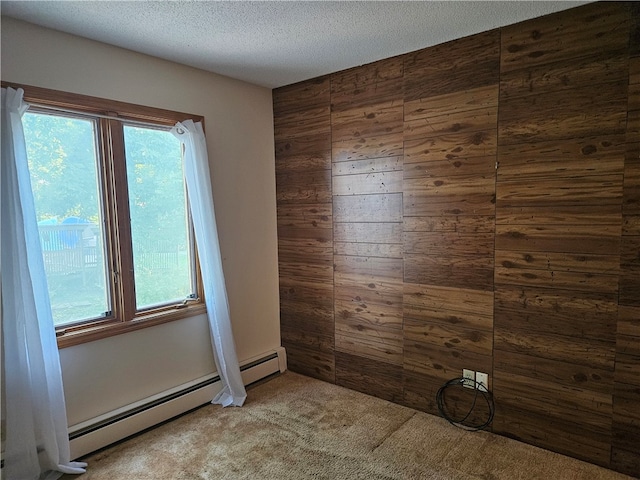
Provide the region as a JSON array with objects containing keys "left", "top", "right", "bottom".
[{"left": 274, "top": 2, "right": 639, "bottom": 475}]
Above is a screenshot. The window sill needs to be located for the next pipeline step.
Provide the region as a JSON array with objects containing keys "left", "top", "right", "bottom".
[{"left": 56, "top": 303, "right": 207, "bottom": 349}]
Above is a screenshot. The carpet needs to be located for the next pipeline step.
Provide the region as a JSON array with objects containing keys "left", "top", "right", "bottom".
[{"left": 63, "top": 371, "right": 635, "bottom": 479}]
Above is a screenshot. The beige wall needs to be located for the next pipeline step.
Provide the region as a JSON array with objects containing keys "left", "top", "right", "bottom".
[{"left": 1, "top": 16, "right": 280, "bottom": 425}]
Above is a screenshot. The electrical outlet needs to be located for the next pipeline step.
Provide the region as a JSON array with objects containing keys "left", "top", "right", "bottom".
[
  {"left": 476, "top": 371, "right": 489, "bottom": 392},
  {"left": 463, "top": 369, "right": 475, "bottom": 389}
]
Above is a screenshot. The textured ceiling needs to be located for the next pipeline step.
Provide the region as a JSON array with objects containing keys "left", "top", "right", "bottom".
[{"left": 1, "top": 1, "right": 589, "bottom": 88}]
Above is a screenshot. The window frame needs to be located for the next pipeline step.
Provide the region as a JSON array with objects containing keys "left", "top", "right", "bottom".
[{"left": 4, "top": 82, "right": 206, "bottom": 348}]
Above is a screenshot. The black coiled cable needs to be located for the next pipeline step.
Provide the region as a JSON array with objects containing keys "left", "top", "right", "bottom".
[{"left": 436, "top": 377, "right": 495, "bottom": 431}]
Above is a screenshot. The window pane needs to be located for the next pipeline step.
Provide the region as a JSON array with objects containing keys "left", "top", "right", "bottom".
[
  {"left": 23, "top": 112, "right": 111, "bottom": 327},
  {"left": 123, "top": 125, "right": 194, "bottom": 310}
]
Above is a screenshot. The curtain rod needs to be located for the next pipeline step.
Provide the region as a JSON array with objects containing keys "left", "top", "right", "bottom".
[{"left": 27, "top": 103, "right": 180, "bottom": 131}]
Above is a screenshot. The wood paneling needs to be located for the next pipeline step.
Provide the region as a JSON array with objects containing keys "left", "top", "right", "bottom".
[
  {"left": 494, "top": 3, "right": 630, "bottom": 470},
  {"left": 274, "top": 2, "right": 638, "bottom": 475},
  {"left": 274, "top": 78, "right": 335, "bottom": 383},
  {"left": 612, "top": 49, "right": 640, "bottom": 475}
]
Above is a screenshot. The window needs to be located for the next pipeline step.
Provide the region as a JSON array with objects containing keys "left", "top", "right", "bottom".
[{"left": 11, "top": 83, "right": 205, "bottom": 347}]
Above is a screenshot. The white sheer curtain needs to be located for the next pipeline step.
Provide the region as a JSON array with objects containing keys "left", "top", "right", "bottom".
[
  {"left": 1, "top": 87, "right": 87, "bottom": 479},
  {"left": 171, "top": 120, "right": 246, "bottom": 407}
]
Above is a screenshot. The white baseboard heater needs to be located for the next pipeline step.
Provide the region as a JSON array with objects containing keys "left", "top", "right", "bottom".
[{"left": 68, "top": 347, "right": 287, "bottom": 460}]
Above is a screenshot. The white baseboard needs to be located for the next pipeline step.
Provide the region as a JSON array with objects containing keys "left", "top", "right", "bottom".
[{"left": 69, "top": 347, "right": 286, "bottom": 460}]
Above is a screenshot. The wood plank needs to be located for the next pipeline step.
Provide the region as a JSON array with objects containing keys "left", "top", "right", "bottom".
[
  {"left": 404, "top": 134, "right": 497, "bottom": 167},
  {"left": 493, "top": 371, "right": 612, "bottom": 431},
  {"left": 331, "top": 76, "right": 403, "bottom": 112},
  {"left": 276, "top": 152, "right": 331, "bottom": 172},
  {"left": 615, "top": 351, "right": 640, "bottom": 387},
  {"left": 275, "top": 132, "right": 331, "bottom": 159},
  {"left": 332, "top": 170, "right": 403, "bottom": 196},
  {"left": 404, "top": 319, "right": 492, "bottom": 356},
  {"left": 404, "top": 231, "right": 494, "bottom": 256},
  {"left": 279, "top": 281, "right": 334, "bottom": 309},
  {"left": 332, "top": 132, "right": 403, "bottom": 162},
  {"left": 404, "top": 175, "right": 495, "bottom": 217},
  {"left": 496, "top": 204, "right": 623, "bottom": 226},
  {"left": 495, "top": 251, "right": 620, "bottom": 294},
  {"left": 403, "top": 283, "right": 493, "bottom": 331},
  {"left": 333, "top": 193, "right": 403, "bottom": 223},
  {"left": 278, "top": 261, "right": 333, "bottom": 284},
  {"left": 618, "top": 305, "right": 640, "bottom": 338},
  {"left": 273, "top": 76, "right": 330, "bottom": 115},
  {"left": 404, "top": 253, "right": 494, "bottom": 291},
  {"left": 280, "top": 302, "right": 334, "bottom": 334},
  {"left": 335, "top": 351, "right": 403, "bottom": 403},
  {"left": 333, "top": 222, "right": 402, "bottom": 244},
  {"left": 404, "top": 85, "right": 498, "bottom": 122},
  {"left": 335, "top": 300, "right": 403, "bottom": 335},
  {"left": 273, "top": 106, "right": 330, "bottom": 140},
  {"left": 404, "top": 216, "right": 494, "bottom": 234},
  {"left": 276, "top": 170, "right": 331, "bottom": 204},
  {"left": 493, "top": 403, "right": 611, "bottom": 467},
  {"left": 403, "top": 283, "right": 493, "bottom": 320},
  {"left": 494, "top": 350, "right": 614, "bottom": 396},
  {"left": 496, "top": 134, "right": 626, "bottom": 170},
  {"left": 494, "top": 286, "right": 617, "bottom": 342},
  {"left": 331, "top": 103, "right": 403, "bottom": 143},
  {"left": 277, "top": 204, "right": 332, "bottom": 229},
  {"left": 331, "top": 56, "right": 404, "bottom": 93},
  {"left": 497, "top": 174, "right": 623, "bottom": 208},
  {"left": 613, "top": 382, "right": 640, "bottom": 424},
  {"left": 404, "top": 334, "right": 493, "bottom": 380},
  {"left": 334, "top": 242, "right": 402, "bottom": 259},
  {"left": 278, "top": 242, "right": 333, "bottom": 262},
  {"left": 500, "top": 52, "right": 629, "bottom": 100},
  {"left": 402, "top": 370, "right": 442, "bottom": 415},
  {"left": 612, "top": 430, "right": 640, "bottom": 471},
  {"left": 334, "top": 254, "right": 403, "bottom": 280},
  {"left": 283, "top": 343, "right": 335, "bottom": 383},
  {"left": 618, "top": 235, "right": 640, "bottom": 306},
  {"left": 404, "top": 156, "right": 496, "bottom": 180},
  {"left": 280, "top": 325, "right": 334, "bottom": 353},
  {"left": 611, "top": 447, "right": 640, "bottom": 479},
  {"left": 495, "top": 224, "right": 621, "bottom": 255},
  {"left": 332, "top": 156, "right": 402, "bottom": 175},
  {"left": 334, "top": 274, "right": 403, "bottom": 308},
  {"left": 630, "top": 56, "right": 640, "bottom": 85},
  {"left": 335, "top": 328, "right": 403, "bottom": 366},
  {"left": 404, "top": 30, "right": 500, "bottom": 101},
  {"left": 404, "top": 107, "right": 498, "bottom": 142},
  {"left": 494, "top": 328, "right": 615, "bottom": 371},
  {"left": 623, "top": 141, "right": 640, "bottom": 215},
  {"left": 498, "top": 82, "right": 628, "bottom": 145},
  {"left": 500, "top": 2, "right": 630, "bottom": 73},
  {"left": 496, "top": 250, "right": 620, "bottom": 276}
]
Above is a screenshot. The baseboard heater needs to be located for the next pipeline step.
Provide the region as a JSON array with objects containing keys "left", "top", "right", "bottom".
[{"left": 68, "top": 347, "right": 287, "bottom": 460}]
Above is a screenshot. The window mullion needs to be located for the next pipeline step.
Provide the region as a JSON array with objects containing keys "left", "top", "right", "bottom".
[{"left": 105, "top": 118, "right": 137, "bottom": 321}]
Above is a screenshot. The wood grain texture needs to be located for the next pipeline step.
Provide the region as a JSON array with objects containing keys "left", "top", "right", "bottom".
[
  {"left": 404, "top": 30, "right": 500, "bottom": 101},
  {"left": 493, "top": 403, "right": 612, "bottom": 467},
  {"left": 333, "top": 193, "right": 402, "bottom": 223},
  {"left": 500, "top": 52, "right": 629, "bottom": 100},
  {"left": 331, "top": 57, "right": 404, "bottom": 94},
  {"left": 494, "top": 286, "right": 617, "bottom": 342},
  {"left": 404, "top": 85, "right": 498, "bottom": 122},
  {"left": 273, "top": 2, "right": 637, "bottom": 474},
  {"left": 335, "top": 351, "right": 403, "bottom": 403},
  {"left": 500, "top": 2, "right": 631, "bottom": 73}
]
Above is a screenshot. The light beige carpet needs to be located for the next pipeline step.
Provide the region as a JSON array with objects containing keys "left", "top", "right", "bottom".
[{"left": 63, "top": 372, "right": 635, "bottom": 479}]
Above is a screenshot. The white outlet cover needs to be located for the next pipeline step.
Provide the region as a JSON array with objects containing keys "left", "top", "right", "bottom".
[
  {"left": 476, "top": 372, "right": 489, "bottom": 392},
  {"left": 463, "top": 369, "right": 475, "bottom": 389}
]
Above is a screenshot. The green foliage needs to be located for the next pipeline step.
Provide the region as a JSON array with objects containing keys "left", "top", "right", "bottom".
[{"left": 23, "top": 112, "right": 194, "bottom": 324}]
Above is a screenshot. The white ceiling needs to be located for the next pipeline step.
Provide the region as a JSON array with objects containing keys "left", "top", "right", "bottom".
[{"left": 1, "top": 1, "right": 588, "bottom": 89}]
